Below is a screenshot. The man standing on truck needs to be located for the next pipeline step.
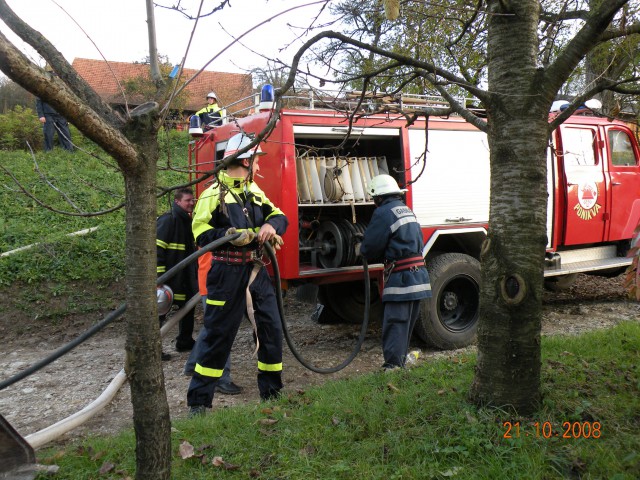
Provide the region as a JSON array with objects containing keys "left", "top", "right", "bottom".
[
  {"left": 187, "top": 132, "right": 288, "bottom": 415},
  {"left": 188, "top": 91, "right": 224, "bottom": 135},
  {"left": 357, "top": 174, "right": 431, "bottom": 370}
]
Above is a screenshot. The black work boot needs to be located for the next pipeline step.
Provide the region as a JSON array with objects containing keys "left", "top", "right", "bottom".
[
  {"left": 215, "top": 381, "right": 243, "bottom": 395},
  {"left": 189, "top": 405, "right": 208, "bottom": 418},
  {"left": 175, "top": 337, "right": 196, "bottom": 352}
]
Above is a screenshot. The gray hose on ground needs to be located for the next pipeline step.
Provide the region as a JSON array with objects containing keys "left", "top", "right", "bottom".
[
  {"left": 10, "top": 234, "right": 242, "bottom": 448},
  {"left": 25, "top": 294, "right": 201, "bottom": 449}
]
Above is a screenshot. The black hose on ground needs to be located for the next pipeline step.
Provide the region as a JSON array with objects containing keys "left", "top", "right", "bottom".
[
  {"left": 0, "top": 233, "right": 241, "bottom": 392},
  {"left": 264, "top": 241, "right": 372, "bottom": 374},
  {"left": 0, "top": 304, "right": 127, "bottom": 392}
]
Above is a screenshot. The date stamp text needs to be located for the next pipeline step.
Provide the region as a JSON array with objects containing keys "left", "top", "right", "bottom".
[{"left": 502, "top": 421, "right": 601, "bottom": 439}]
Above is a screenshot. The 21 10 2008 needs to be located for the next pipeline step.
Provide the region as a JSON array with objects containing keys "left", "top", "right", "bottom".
[{"left": 502, "top": 421, "right": 602, "bottom": 439}]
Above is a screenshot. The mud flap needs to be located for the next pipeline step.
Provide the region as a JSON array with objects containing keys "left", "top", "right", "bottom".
[{"left": 0, "top": 414, "right": 36, "bottom": 480}]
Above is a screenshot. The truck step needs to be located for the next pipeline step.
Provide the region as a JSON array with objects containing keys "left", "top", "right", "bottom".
[{"left": 544, "top": 245, "right": 631, "bottom": 277}]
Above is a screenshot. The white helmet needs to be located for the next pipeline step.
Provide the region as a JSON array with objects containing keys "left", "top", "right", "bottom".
[
  {"left": 206, "top": 91, "right": 217, "bottom": 99},
  {"left": 367, "top": 174, "right": 407, "bottom": 197},
  {"left": 157, "top": 284, "right": 173, "bottom": 316},
  {"left": 224, "top": 133, "right": 266, "bottom": 160}
]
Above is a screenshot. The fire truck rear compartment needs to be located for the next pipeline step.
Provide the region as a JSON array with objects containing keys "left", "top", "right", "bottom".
[
  {"left": 294, "top": 132, "right": 403, "bottom": 271},
  {"left": 293, "top": 131, "right": 402, "bottom": 324}
]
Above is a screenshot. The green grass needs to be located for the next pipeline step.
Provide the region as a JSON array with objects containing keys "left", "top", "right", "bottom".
[
  {"left": 36, "top": 321, "right": 640, "bottom": 479},
  {"left": 0, "top": 130, "right": 192, "bottom": 319}
]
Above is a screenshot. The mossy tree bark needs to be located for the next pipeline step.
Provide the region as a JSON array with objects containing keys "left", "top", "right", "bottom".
[
  {"left": 466, "top": 0, "right": 548, "bottom": 414},
  {"left": 469, "top": 0, "right": 630, "bottom": 413},
  {"left": 122, "top": 105, "right": 171, "bottom": 479}
]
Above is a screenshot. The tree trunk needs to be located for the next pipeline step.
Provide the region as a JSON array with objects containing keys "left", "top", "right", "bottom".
[
  {"left": 123, "top": 107, "right": 171, "bottom": 479},
  {"left": 469, "top": 0, "right": 550, "bottom": 414}
]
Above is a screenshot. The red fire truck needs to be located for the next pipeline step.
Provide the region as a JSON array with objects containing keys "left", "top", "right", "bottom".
[{"left": 189, "top": 87, "right": 640, "bottom": 350}]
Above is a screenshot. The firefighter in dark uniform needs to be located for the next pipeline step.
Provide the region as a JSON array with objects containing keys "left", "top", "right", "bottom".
[
  {"left": 156, "top": 188, "right": 198, "bottom": 354},
  {"left": 358, "top": 174, "right": 431, "bottom": 369},
  {"left": 187, "top": 133, "right": 288, "bottom": 415}
]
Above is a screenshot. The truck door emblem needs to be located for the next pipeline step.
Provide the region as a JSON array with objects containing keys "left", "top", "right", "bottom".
[{"left": 574, "top": 181, "right": 601, "bottom": 220}]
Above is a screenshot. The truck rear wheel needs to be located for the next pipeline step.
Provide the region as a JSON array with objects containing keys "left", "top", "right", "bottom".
[
  {"left": 318, "top": 281, "right": 383, "bottom": 324},
  {"left": 415, "top": 253, "right": 480, "bottom": 349}
]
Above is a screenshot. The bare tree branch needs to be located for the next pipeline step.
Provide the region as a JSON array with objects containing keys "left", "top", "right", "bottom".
[
  {"left": 50, "top": 0, "right": 131, "bottom": 116},
  {"left": 446, "top": 0, "right": 484, "bottom": 48},
  {"left": 174, "top": 0, "right": 331, "bottom": 98},
  {"left": 540, "top": 9, "right": 589, "bottom": 22},
  {"left": 598, "top": 21, "right": 640, "bottom": 41},
  {"left": 146, "top": 0, "right": 163, "bottom": 84},
  {"left": 154, "top": 0, "right": 229, "bottom": 20},
  {"left": 283, "top": 30, "right": 489, "bottom": 104},
  {"left": 543, "top": 0, "right": 630, "bottom": 104},
  {"left": 0, "top": 163, "right": 126, "bottom": 217},
  {"left": 0, "top": 0, "right": 123, "bottom": 127},
  {"left": 0, "top": 34, "right": 138, "bottom": 169},
  {"left": 159, "top": 0, "right": 206, "bottom": 118},
  {"left": 609, "top": 83, "right": 640, "bottom": 94}
]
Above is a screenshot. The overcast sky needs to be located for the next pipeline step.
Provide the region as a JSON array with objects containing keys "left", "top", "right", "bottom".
[{"left": 3, "top": 0, "right": 334, "bottom": 74}]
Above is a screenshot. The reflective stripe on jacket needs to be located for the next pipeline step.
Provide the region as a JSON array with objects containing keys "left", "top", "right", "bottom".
[{"left": 195, "top": 103, "right": 222, "bottom": 126}]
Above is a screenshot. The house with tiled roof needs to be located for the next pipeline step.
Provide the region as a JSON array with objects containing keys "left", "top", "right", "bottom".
[{"left": 71, "top": 58, "right": 254, "bottom": 126}]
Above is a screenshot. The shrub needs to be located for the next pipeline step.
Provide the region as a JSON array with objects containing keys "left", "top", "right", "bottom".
[
  {"left": 0, "top": 106, "right": 42, "bottom": 150},
  {"left": 0, "top": 106, "right": 95, "bottom": 152}
]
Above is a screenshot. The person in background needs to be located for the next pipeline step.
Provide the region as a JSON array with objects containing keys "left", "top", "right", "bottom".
[
  {"left": 187, "top": 133, "right": 287, "bottom": 416},
  {"left": 157, "top": 188, "right": 198, "bottom": 359},
  {"left": 181, "top": 247, "right": 243, "bottom": 395},
  {"left": 35, "top": 96, "right": 74, "bottom": 152},
  {"left": 357, "top": 174, "right": 431, "bottom": 370}
]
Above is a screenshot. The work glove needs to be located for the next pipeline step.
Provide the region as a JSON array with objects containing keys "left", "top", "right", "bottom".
[
  {"left": 226, "top": 227, "right": 256, "bottom": 247},
  {"left": 268, "top": 234, "right": 284, "bottom": 251}
]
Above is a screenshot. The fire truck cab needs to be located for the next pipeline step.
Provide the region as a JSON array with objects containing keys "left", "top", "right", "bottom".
[{"left": 189, "top": 87, "right": 639, "bottom": 350}]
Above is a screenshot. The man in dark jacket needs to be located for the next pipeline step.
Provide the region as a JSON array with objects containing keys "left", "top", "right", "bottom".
[
  {"left": 157, "top": 188, "right": 198, "bottom": 354},
  {"left": 359, "top": 174, "right": 431, "bottom": 370},
  {"left": 35, "top": 97, "right": 74, "bottom": 152}
]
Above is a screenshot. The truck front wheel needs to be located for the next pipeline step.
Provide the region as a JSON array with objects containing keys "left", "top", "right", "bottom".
[{"left": 414, "top": 253, "right": 480, "bottom": 350}]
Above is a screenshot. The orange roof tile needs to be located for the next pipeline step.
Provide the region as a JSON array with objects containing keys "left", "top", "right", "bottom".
[{"left": 71, "top": 58, "right": 254, "bottom": 114}]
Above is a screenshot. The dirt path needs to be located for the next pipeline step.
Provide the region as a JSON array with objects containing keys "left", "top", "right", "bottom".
[{"left": 0, "top": 274, "right": 637, "bottom": 447}]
